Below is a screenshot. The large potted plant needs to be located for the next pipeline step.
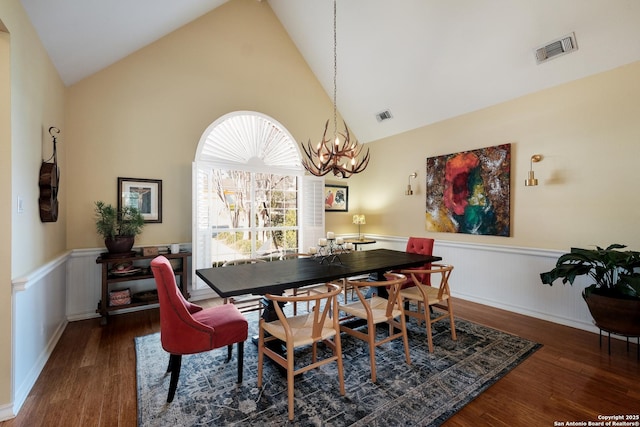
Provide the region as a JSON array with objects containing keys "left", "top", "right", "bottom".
[
  {"left": 94, "top": 201, "right": 145, "bottom": 255},
  {"left": 540, "top": 244, "right": 640, "bottom": 336}
]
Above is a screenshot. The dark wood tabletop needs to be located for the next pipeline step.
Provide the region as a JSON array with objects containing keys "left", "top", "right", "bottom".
[{"left": 196, "top": 248, "right": 441, "bottom": 298}]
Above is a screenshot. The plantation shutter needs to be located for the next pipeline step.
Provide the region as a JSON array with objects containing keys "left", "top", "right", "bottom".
[
  {"left": 300, "top": 175, "right": 325, "bottom": 252},
  {"left": 192, "top": 163, "right": 215, "bottom": 292}
]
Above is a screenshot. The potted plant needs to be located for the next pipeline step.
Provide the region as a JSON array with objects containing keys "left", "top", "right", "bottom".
[
  {"left": 94, "top": 201, "right": 145, "bottom": 255},
  {"left": 540, "top": 244, "right": 640, "bottom": 336}
]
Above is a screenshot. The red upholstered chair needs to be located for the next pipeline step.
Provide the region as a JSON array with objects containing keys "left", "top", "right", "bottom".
[
  {"left": 403, "top": 237, "right": 435, "bottom": 287},
  {"left": 151, "top": 256, "right": 248, "bottom": 403}
]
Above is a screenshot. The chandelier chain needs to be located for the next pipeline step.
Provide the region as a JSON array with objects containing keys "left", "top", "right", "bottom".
[{"left": 333, "top": 0, "right": 337, "bottom": 140}]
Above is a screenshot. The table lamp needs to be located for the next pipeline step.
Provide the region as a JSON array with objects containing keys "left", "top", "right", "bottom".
[{"left": 352, "top": 214, "right": 366, "bottom": 241}]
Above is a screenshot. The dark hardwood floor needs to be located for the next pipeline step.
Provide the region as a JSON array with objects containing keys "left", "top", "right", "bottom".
[{"left": 2, "top": 298, "right": 638, "bottom": 426}]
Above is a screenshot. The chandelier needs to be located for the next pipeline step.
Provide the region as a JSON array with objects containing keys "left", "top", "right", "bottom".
[{"left": 300, "top": 0, "right": 370, "bottom": 179}]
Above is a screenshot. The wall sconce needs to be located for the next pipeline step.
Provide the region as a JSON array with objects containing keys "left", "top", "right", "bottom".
[
  {"left": 406, "top": 172, "right": 418, "bottom": 195},
  {"left": 525, "top": 154, "right": 543, "bottom": 186}
]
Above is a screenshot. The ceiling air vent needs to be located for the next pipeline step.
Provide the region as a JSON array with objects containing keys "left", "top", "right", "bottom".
[
  {"left": 535, "top": 32, "right": 578, "bottom": 64},
  {"left": 376, "top": 109, "right": 393, "bottom": 122}
]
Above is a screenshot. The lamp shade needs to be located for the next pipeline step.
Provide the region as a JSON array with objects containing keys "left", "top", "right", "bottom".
[{"left": 352, "top": 214, "right": 366, "bottom": 225}]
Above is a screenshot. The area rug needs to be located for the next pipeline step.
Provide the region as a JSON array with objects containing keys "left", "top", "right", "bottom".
[{"left": 135, "top": 309, "right": 541, "bottom": 426}]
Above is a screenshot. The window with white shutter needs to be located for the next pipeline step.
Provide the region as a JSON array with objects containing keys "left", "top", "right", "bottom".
[{"left": 192, "top": 111, "right": 324, "bottom": 293}]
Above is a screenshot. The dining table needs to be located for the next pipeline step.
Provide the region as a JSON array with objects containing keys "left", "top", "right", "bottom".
[{"left": 196, "top": 248, "right": 441, "bottom": 321}]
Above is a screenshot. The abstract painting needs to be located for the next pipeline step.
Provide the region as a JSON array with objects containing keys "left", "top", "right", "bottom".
[{"left": 425, "top": 143, "right": 510, "bottom": 236}]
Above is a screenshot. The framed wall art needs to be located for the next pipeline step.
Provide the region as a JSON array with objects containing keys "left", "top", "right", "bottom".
[
  {"left": 118, "top": 177, "right": 162, "bottom": 223},
  {"left": 425, "top": 143, "right": 511, "bottom": 236},
  {"left": 325, "top": 184, "right": 348, "bottom": 212}
]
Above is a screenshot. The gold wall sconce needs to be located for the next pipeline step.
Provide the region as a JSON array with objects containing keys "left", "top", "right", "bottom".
[
  {"left": 525, "top": 154, "right": 543, "bottom": 186},
  {"left": 406, "top": 172, "right": 418, "bottom": 195}
]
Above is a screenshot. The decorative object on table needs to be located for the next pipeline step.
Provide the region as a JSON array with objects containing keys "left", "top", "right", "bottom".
[
  {"left": 540, "top": 244, "right": 640, "bottom": 344},
  {"left": 426, "top": 143, "right": 511, "bottom": 236},
  {"left": 312, "top": 232, "right": 348, "bottom": 264},
  {"left": 405, "top": 172, "right": 417, "bottom": 195},
  {"left": 352, "top": 214, "right": 366, "bottom": 240},
  {"left": 141, "top": 247, "right": 159, "bottom": 256},
  {"left": 110, "top": 262, "right": 141, "bottom": 276},
  {"left": 525, "top": 154, "right": 543, "bottom": 186},
  {"left": 39, "top": 126, "right": 61, "bottom": 222},
  {"left": 94, "top": 200, "right": 145, "bottom": 256},
  {"left": 299, "top": 0, "right": 369, "bottom": 178},
  {"left": 133, "top": 308, "right": 542, "bottom": 426},
  {"left": 132, "top": 289, "right": 158, "bottom": 303},
  {"left": 324, "top": 184, "right": 348, "bottom": 211},
  {"left": 109, "top": 288, "right": 131, "bottom": 306},
  {"left": 117, "top": 177, "right": 162, "bottom": 223}
]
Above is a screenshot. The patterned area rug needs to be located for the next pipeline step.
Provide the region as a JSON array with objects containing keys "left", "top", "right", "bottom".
[{"left": 136, "top": 308, "right": 541, "bottom": 426}]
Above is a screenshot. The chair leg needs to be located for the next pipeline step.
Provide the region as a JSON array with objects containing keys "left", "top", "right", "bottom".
[
  {"left": 286, "top": 342, "right": 295, "bottom": 421},
  {"left": 367, "top": 320, "right": 377, "bottom": 382},
  {"left": 167, "top": 354, "right": 182, "bottom": 403},
  {"left": 226, "top": 344, "right": 233, "bottom": 362},
  {"left": 257, "top": 321, "right": 264, "bottom": 388},
  {"left": 448, "top": 300, "right": 457, "bottom": 341},
  {"left": 425, "top": 306, "right": 434, "bottom": 353},
  {"left": 237, "top": 341, "right": 244, "bottom": 383}
]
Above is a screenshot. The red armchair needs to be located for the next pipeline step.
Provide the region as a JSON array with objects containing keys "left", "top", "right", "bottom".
[{"left": 151, "top": 256, "right": 248, "bottom": 403}]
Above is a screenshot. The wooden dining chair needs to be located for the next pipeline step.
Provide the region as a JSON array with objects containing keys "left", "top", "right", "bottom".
[
  {"left": 281, "top": 252, "right": 350, "bottom": 313},
  {"left": 257, "top": 282, "right": 345, "bottom": 421},
  {"left": 280, "top": 253, "right": 315, "bottom": 314},
  {"left": 338, "top": 272, "right": 410, "bottom": 382},
  {"left": 151, "top": 256, "right": 248, "bottom": 402},
  {"left": 399, "top": 264, "right": 456, "bottom": 352},
  {"left": 221, "top": 258, "right": 266, "bottom": 315}
]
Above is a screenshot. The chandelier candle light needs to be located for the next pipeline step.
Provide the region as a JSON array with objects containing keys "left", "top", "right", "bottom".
[{"left": 300, "top": 0, "right": 370, "bottom": 178}]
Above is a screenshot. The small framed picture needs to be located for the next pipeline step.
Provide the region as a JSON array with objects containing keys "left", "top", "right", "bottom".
[
  {"left": 118, "top": 177, "right": 162, "bottom": 223},
  {"left": 325, "top": 184, "right": 348, "bottom": 212}
]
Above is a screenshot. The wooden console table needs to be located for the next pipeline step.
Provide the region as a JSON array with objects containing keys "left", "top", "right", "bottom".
[{"left": 96, "top": 251, "right": 190, "bottom": 324}]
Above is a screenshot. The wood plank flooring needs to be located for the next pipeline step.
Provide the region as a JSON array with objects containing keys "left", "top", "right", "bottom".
[{"left": 2, "top": 298, "right": 638, "bottom": 426}]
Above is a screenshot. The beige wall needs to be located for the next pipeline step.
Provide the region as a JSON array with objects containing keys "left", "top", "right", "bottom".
[
  {"left": 65, "top": 0, "right": 333, "bottom": 249},
  {"left": 0, "top": 0, "right": 66, "bottom": 409},
  {"left": 327, "top": 61, "right": 640, "bottom": 252}
]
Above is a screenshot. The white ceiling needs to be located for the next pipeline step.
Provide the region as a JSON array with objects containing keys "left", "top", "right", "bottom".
[{"left": 19, "top": 0, "right": 640, "bottom": 143}]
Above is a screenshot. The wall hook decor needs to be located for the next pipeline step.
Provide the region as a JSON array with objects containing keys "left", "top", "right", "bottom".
[{"left": 39, "top": 126, "right": 60, "bottom": 222}]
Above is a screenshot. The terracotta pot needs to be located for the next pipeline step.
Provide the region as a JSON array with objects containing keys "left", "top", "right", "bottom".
[
  {"left": 583, "top": 291, "right": 640, "bottom": 336},
  {"left": 104, "top": 236, "right": 135, "bottom": 254}
]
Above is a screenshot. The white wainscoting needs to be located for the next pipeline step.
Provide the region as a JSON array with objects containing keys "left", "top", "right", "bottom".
[
  {"left": 11, "top": 252, "right": 69, "bottom": 418},
  {"left": 371, "top": 235, "right": 597, "bottom": 333}
]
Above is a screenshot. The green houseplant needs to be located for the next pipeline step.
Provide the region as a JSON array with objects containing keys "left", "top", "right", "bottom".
[
  {"left": 94, "top": 201, "right": 145, "bottom": 254},
  {"left": 540, "top": 244, "right": 640, "bottom": 336}
]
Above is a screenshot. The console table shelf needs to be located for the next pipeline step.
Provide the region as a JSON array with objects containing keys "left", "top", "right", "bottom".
[{"left": 96, "top": 251, "right": 191, "bottom": 324}]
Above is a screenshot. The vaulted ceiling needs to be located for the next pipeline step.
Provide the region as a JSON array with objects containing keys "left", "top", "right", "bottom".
[{"left": 19, "top": 0, "right": 640, "bottom": 143}]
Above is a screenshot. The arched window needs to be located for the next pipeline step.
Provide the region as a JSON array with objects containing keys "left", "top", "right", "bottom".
[{"left": 192, "top": 111, "right": 324, "bottom": 292}]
